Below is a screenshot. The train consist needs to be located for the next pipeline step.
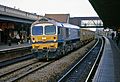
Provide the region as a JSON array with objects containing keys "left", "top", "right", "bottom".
[{"left": 30, "top": 17, "right": 95, "bottom": 60}]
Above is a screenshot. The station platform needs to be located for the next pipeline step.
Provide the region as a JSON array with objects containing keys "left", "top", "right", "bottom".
[
  {"left": 0, "top": 42, "right": 31, "bottom": 52},
  {"left": 93, "top": 36, "right": 120, "bottom": 82}
]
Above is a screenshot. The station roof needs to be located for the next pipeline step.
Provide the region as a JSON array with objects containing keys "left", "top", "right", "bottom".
[
  {"left": 45, "top": 14, "right": 70, "bottom": 23},
  {"left": 89, "top": 0, "right": 120, "bottom": 30}
]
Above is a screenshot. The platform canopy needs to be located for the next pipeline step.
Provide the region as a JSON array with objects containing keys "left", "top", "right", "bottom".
[{"left": 89, "top": 0, "right": 120, "bottom": 30}]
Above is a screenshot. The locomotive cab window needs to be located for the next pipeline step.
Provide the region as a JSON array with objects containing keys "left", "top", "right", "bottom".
[
  {"left": 45, "top": 25, "right": 56, "bottom": 35},
  {"left": 58, "top": 27, "right": 60, "bottom": 35},
  {"left": 77, "top": 30, "right": 80, "bottom": 37},
  {"left": 32, "top": 26, "right": 43, "bottom": 35}
]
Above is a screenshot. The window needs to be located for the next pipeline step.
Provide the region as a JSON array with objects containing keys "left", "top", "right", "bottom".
[
  {"left": 32, "top": 26, "right": 43, "bottom": 35},
  {"left": 45, "top": 25, "right": 56, "bottom": 35},
  {"left": 58, "top": 26, "right": 63, "bottom": 35},
  {"left": 66, "top": 28, "right": 69, "bottom": 37},
  {"left": 58, "top": 27, "right": 60, "bottom": 34},
  {"left": 77, "top": 30, "right": 80, "bottom": 37}
]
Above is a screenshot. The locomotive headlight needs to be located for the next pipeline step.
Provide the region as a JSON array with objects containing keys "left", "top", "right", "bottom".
[
  {"left": 53, "top": 37, "right": 56, "bottom": 39},
  {"left": 32, "top": 38, "right": 35, "bottom": 40},
  {"left": 54, "top": 39, "right": 57, "bottom": 42},
  {"left": 53, "top": 37, "right": 57, "bottom": 42},
  {"left": 32, "top": 38, "right": 35, "bottom": 43},
  {"left": 32, "top": 40, "right": 35, "bottom": 43}
]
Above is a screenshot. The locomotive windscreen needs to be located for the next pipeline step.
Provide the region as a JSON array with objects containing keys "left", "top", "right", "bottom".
[
  {"left": 45, "top": 25, "right": 56, "bottom": 35},
  {"left": 32, "top": 26, "right": 43, "bottom": 35}
]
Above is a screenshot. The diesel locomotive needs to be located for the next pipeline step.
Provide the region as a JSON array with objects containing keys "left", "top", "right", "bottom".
[{"left": 31, "top": 17, "right": 95, "bottom": 60}]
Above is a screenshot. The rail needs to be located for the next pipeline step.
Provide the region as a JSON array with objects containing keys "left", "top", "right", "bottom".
[
  {"left": 0, "top": 60, "right": 54, "bottom": 82},
  {"left": 0, "top": 53, "right": 34, "bottom": 68}
]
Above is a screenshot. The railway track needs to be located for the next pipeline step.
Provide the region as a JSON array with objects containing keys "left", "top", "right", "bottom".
[
  {"left": 85, "top": 37, "right": 104, "bottom": 82},
  {"left": 0, "top": 53, "right": 34, "bottom": 68},
  {"left": 0, "top": 59, "right": 54, "bottom": 82},
  {"left": 57, "top": 37, "right": 104, "bottom": 82},
  {"left": 0, "top": 39, "right": 101, "bottom": 82},
  {"left": 0, "top": 46, "right": 31, "bottom": 54},
  {"left": 0, "top": 59, "right": 38, "bottom": 78},
  {"left": 0, "top": 45, "right": 32, "bottom": 62}
]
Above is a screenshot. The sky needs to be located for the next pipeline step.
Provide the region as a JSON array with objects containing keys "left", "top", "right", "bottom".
[{"left": 0, "top": 0, "right": 98, "bottom": 17}]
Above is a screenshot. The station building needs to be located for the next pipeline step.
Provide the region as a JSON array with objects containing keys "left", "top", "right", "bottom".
[{"left": 0, "top": 4, "right": 40, "bottom": 45}]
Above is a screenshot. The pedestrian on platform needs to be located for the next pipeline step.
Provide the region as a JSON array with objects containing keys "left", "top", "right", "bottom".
[
  {"left": 16, "top": 33, "right": 20, "bottom": 45},
  {"left": 27, "top": 34, "right": 31, "bottom": 44},
  {"left": 20, "top": 33, "right": 24, "bottom": 44},
  {"left": 8, "top": 33, "right": 12, "bottom": 46},
  {"left": 111, "top": 32, "right": 115, "bottom": 40},
  {"left": 116, "top": 32, "right": 120, "bottom": 45},
  {"left": 8, "top": 39, "right": 11, "bottom": 46}
]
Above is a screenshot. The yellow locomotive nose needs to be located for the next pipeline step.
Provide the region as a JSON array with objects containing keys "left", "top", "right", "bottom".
[
  {"left": 42, "top": 36, "right": 46, "bottom": 40},
  {"left": 42, "top": 36, "right": 46, "bottom": 42}
]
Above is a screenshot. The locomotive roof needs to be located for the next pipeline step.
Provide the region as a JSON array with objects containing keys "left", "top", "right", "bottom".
[{"left": 56, "top": 22, "right": 80, "bottom": 29}]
